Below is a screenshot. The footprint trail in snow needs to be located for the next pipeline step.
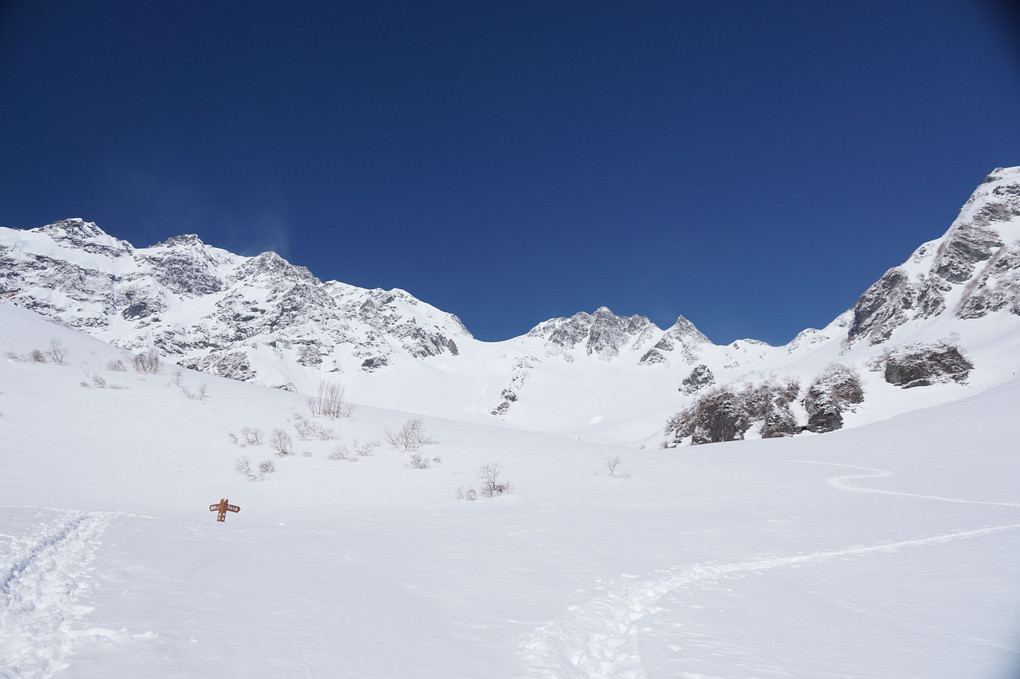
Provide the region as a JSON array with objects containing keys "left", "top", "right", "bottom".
[{"left": 0, "top": 510, "right": 115, "bottom": 679}]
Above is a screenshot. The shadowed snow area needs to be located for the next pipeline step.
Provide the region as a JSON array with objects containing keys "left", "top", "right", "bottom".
[{"left": 2, "top": 301, "right": 1020, "bottom": 678}]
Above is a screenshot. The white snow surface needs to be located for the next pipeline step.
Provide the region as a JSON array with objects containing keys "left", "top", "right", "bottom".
[{"left": 2, "top": 300, "right": 1020, "bottom": 678}]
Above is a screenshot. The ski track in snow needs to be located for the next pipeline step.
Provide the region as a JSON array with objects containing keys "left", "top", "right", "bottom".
[
  {"left": 794, "top": 461, "right": 1020, "bottom": 508},
  {"left": 0, "top": 509, "right": 125, "bottom": 679},
  {"left": 519, "top": 464, "right": 1020, "bottom": 679}
]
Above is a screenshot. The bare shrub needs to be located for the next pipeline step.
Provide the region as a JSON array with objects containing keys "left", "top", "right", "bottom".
[
  {"left": 133, "top": 349, "right": 161, "bottom": 374},
  {"left": 46, "top": 337, "right": 67, "bottom": 364},
  {"left": 5, "top": 351, "right": 20, "bottom": 362},
  {"left": 328, "top": 444, "right": 355, "bottom": 461},
  {"left": 307, "top": 380, "right": 353, "bottom": 419},
  {"left": 235, "top": 457, "right": 261, "bottom": 481},
  {"left": 168, "top": 369, "right": 184, "bottom": 387},
  {"left": 456, "top": 487, "right": 478, "bottom": 501},
  {"left": 258, "top": 459, "right": 276, "bottom": 474},
  {"left": 106, "top": 359, "right": 127, "bottom": 372},
  {"left": 606, "top": 456, "right": 631, "bottom": 479},
  {"left": 385, "top": 418, "right": 436, "bottom": 451},
  {"left": 293, "top": 413, "right": 339, "bottom": 441},
  {"left": 92, "top": 375, "right": 107, "bottom": 388},
  {"left": 353, "top": 439, "right": 379, "bottom": 457},
  {"left": 228, "top": 433, "right": 240, "bottom": 446},
  {"left": 407, "top": 452, "right": 432, "bottom": 470},
  {"left": 241, "top": 426, "right": 264, "bottom": 445},
  {"left": 29, "top": 349, "right": 46, "bottom": 363},
  {"left": 270, "top": 428, "right": 294, "bottom": 456},
  {"left": 478, "top": 463, "right": 512, "bottom": 497}
]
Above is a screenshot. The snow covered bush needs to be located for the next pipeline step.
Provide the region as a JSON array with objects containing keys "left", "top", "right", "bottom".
[
  {"left": 106, "top": 359, "right": 126, "bottom": 372},
  {"left": 307, "top": 380, "right": 353, "bottom": 419},
  {"left": 385, "top": 418, "right": 436, "bottom": 451}
]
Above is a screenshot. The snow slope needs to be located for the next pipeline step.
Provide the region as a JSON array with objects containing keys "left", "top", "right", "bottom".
[{"left": 2, "top": 301, "right": 1019, "bottom": 678}]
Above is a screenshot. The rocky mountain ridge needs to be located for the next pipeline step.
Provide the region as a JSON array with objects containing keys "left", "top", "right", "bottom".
[{"left": 2, "top": 167, "right": 1019, "bottom": 439}]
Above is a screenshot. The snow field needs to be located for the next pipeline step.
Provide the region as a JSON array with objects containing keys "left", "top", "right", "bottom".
[{"left": 2, "top": 304, "right": 1020, "bottom": 677}]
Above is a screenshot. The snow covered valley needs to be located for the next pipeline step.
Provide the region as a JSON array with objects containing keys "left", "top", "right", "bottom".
[{"left": 2, "top": 301, "right": 1019, "bottom": 678}]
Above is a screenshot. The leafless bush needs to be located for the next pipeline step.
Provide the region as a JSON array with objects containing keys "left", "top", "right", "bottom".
[
  {"left": 46, "top": 337, "right": 67, "bottom": 364},
  {"left": 385, "top": 418, "right": 437, "bottom": 451},
  {"left": 133, "top": 349, "right": 161, "bottom": 374},
  {"left": 195, "top": 383, "right": 209, "bottom": 402},
  {"left": 456, "top": 487, "right": 478, "bottom": 501},
  {"left": 478, "top": 463, "right": 512, "bottom": 497},
  {"left": 241, "top": 426, "right": 264, "bottom": 445},
  {"left": 258, "top": 459, "right": 276, "bottom": 474},
  {"left": 293, "top": 413, "right": 339, "bottom": 441},
  {"left": 228, "top": 433, "right": 240, "bottom": 446},
  {"left": 106, "top": 359, "right": 127, "bottom": 372},
  {"left": 353, "top": 439, "right": 380, "bottom": 457},
  {"left": 606, "top": 456, "right": 631, "bottom": 479},
  {"left": 168, "top": 369, "right": 184, "bottom": 387},
  {"left": 29, "top": 349, "right": 46, "bottom": 363},
  {"left": 270, "top": 428, "right": 294, "bottom": 456},
  {"left": 407, "top": 452, "right": 435, "bottom": 470},
  {"left": 5, "top": 351, "right": 19, "bottom": 362},
  {"left": 328, "top": 444, "right": 355, "bottom": 461},
  {"left": 307, "top": 380, "right": 353, "bottom": 419},
  {"left": 235, "top": 457, "right": 261, "bottom": 481},
  {"left": 92, "top": 375, "right": 107, "bottom": 388}
]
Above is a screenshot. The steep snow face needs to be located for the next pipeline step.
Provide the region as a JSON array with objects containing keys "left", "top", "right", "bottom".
[{"left": 849, "top": 167, "right": 1020, "bottom": 344}]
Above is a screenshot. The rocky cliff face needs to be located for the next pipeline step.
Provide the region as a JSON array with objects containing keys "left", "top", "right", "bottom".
[
  {"left": 0, "top": 219, "right": 470, "bottom": 385},
  {"left": 849, "top": 167, "right": 1020, "bottom": 344}
]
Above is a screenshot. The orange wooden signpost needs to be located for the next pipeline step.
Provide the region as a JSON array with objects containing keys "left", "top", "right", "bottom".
[{"left": 210, "top": 498, "right": 240, "bottom": 522}]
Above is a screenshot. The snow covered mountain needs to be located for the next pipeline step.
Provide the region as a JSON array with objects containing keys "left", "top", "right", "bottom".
[{"left": 2, "top": 167, "right": 1020, "bottom": 441}]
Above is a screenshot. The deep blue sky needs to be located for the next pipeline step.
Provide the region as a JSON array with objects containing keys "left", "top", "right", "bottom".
[{"left": 2, "top": 1, "right": 1019, "bottom": 344}]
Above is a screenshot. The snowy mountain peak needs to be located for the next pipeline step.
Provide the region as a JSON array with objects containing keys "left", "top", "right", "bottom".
[
  {"left": 527, "top": 307, "right": 657, "bottom": 360},
  {"left": 849, "top": 166, "right": 1020, "bottom": 343},
  {"left": 35, "top": 217, "right": 134, "bottom": 257}
]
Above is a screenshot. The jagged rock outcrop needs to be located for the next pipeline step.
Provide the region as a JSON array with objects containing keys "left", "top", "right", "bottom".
[
  {"left": 680, "top": 364, "right": 715, "bottom": 394},
  {"left": 528, "top": 307, "right": 656, "bottom": 361},
  {"left": 850, "top": 168, "right": 1020, "bottom": 344},
  {"left": 803, "top": 365, "right": 864, "bottom": 433},
  {"left": 881, "top": 343, "right": 973, "bottom": 388},
  {"left": 665, "top": 378, "right": 800, "bottom": 446},
  {"left": 0, "top": 219, "right": 470, "bottom": 384}
]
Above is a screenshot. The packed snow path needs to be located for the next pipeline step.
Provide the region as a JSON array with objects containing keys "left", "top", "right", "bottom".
[
  {"left": 0, "top": 509, "right": 112, "bottom": 679},
  {"left": 519, "top": 464, "right": 1020, "bottom": 679}
]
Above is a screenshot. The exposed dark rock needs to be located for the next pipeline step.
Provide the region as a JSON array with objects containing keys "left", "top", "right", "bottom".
[
  {"left": 681, "top": 364, "right": 715, "bottom": 394},
  {"left": 883, "top": 343, "right": 973, "bottom": 388},
  {"left": 803, "top": 365, "right": 864, "bottom": 433},
  {"left": 666, "top": 378, "right": 800, "bottom": 446}
]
